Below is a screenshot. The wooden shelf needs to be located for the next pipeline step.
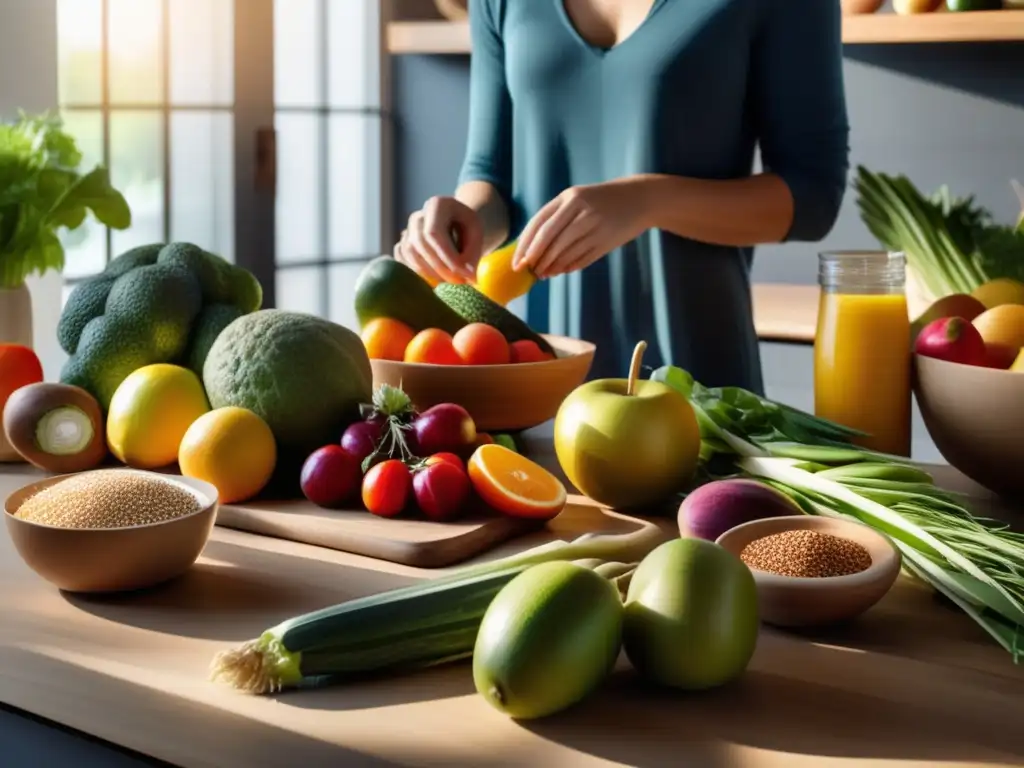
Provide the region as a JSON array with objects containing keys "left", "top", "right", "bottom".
[
  {"left": 388, "top": 11, "right": 1024, "bottom": 54},
  {"left": 843, "top": 9, "right": 1024, "bottom": 43}
]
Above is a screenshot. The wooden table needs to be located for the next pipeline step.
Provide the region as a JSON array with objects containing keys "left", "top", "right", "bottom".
[{"left": 2, "top": 438, "right": 1024, "bottom": 767}]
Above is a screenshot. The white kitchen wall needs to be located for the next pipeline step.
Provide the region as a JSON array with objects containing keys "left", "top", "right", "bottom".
[{"left": 0, "top": 0, "right": 66, "bottom": 381}]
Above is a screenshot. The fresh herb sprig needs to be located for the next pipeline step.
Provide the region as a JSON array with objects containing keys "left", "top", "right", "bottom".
[{"left": 0, "top": 111, "right": 131, "bottom": 289}]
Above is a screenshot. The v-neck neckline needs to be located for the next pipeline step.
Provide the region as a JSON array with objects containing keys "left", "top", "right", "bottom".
[{"left": 555, "top": 0, "right": 669, "bottom": 57}]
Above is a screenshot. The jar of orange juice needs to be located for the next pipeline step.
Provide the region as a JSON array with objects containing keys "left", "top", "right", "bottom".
[{"left": 814, "top": 251, "right": 911, "bottom": 457}]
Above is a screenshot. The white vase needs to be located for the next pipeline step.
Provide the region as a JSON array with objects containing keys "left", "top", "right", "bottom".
[
  {"left": 0, "top": 282, "right": 33, "bottom": 348},
  {"left": 0, "top": 282, "right": 34, "bottom": 462}
]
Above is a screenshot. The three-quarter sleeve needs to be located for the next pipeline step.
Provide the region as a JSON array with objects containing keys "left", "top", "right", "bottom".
[
  {"left": 751, "top": 0, "right": 851, "bottom": 243},
  {"left": 457, "top": 0, "right": 514, "bottom": 210}
]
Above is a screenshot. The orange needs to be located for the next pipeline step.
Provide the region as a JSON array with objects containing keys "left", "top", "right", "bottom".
[
  {"left": 361, "top": 317, "right": 415, "bottom": 361},
  {"left": 973, "top": 304, "right": 1024, "bottom": 349},
  {"left": 178, "top": 406, "right": 277, "bottom": 503},
  {"left": 467, "top": 443, "right": 567, "bottom": 519},
  {"left": 475, "top": 241, "right": 536, "bottom": 305},
  {"left": 453, "top": 323, "right": 510, "bottom": 365},
  {"left": 405, "top": 328, "right": 463, "bottom": 365}
]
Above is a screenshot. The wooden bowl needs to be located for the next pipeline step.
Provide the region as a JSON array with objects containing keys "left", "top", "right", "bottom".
[
  {"left": 716, "top": 516, "right": 901, "bottom": 628},
  {"left": 914, "top": 354, "right": 1024, "bottom": 499},
  {"left": 5, "top": 470, "right": 218, "bottom": 594},
  {"left": 370, "top": 334, "right": 595, "bottom": 432}
]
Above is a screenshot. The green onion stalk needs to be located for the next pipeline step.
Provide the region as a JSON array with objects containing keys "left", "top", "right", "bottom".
[{"left": 651, "top": 364, "right": 1024, "bottom": 662}]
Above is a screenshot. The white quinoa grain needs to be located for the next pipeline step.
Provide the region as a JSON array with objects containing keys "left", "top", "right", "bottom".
[{"left": 16, "top": 471, "right": 201, "bottom": 529}]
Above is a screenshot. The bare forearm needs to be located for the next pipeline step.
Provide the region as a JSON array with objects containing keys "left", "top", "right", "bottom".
[
  {"left": 630, "top": 173, "right": 796, "bottom": 247},
  {"left": 455, "top": 180, "right": 510, "bottom": 254}
]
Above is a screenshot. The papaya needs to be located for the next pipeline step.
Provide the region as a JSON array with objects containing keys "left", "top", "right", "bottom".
[{"left": 353, "top": 257, "right": 466, "bottom": 334}]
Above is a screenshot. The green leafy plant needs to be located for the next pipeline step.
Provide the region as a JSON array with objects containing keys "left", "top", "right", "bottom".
[{"left": 0, "top": 111, "right": 131, "bottom": 289}]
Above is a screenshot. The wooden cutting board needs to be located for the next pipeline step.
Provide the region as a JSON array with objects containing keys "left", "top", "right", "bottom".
[{"left": 213, "top": 496, "right": 545, "bottom": 568}]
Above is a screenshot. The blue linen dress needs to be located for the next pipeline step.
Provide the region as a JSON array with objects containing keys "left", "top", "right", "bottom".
[{"left": 458, "top": 0, "right": 850, "bottom": 392}]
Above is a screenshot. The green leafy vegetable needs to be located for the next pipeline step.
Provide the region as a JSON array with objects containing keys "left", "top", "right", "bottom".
[
  {"left": 854, "top": 165, "right": 1024, "bottom": 299},
  {"left": 653, "top": 364, "right": 1024, "bottom": 662},
  {"left": 0, "top": 111, "right": 131, "bottom": 289}
]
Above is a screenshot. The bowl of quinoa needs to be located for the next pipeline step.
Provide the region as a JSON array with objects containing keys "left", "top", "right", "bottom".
[{"left": 5, "top": 469, "right": 218, "bottom": 593}]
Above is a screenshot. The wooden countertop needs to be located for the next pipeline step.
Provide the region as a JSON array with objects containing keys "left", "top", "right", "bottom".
[
  {"left": 2, "top": 443, "right": 1024, "bottom": 767},
  {"left": 752, "top": 283, "right": 817, "bottom": 344}
]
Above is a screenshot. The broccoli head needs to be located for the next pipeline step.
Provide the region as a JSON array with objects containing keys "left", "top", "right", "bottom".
[{"left": 58, "top": 241, "right": 264, "bottom": 410}]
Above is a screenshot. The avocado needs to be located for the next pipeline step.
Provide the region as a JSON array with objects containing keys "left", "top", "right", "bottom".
[
  {"left": 353, "top": 256, "right": 467, "bottom": 334},
  {"left": 3, "top": 382, "right": 107, "bottom": 474},
  {"left": 433, "top": 283, "right": 554, "bottom": 355}
]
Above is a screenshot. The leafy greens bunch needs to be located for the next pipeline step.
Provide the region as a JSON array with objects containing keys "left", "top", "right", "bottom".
[
  {"left": 652, "top": 365, "right": 1024, "bottom": 662},
  {"left": 0, "top": 112, "right": 130, "bottom": 289},
  {"left": 854, "top": 165, "right": 1024, "bottom": 299}
]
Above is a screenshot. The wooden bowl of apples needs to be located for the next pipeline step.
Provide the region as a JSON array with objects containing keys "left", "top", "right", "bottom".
[
  {"left": 371, "top": 334, "right": 596, "bottom": 433},
  {"left": 913, "top": 298, "right": 1024, "bottom": 499}
]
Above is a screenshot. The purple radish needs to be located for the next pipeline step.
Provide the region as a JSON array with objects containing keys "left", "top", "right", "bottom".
[
  {"left": 341, "top": 419, "right": 384, "bottom": 463},
  {"left": 413, "top": 403, "right": 477, "bottom": 456}
]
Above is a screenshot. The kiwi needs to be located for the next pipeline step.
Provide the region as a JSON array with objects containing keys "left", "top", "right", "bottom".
[{"left": 3, "top": 382, "right": 107, "bottom": 473}]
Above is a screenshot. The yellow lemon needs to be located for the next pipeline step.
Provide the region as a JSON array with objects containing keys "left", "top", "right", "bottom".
[
  {"left": 178, "top": 407, "right": 277, "bottom": 503},
  {"left": 475, "top": 241, "right": 536, "bottom": 306},
  {"left": 1010, "top": 349, "right": 1024, "bottom": 373},
  {"left": 970, "top": 278, "right": 1024, "bottom": 310},
  {"left": 107, "top": 364, "right": 210, "bottom": 469}
]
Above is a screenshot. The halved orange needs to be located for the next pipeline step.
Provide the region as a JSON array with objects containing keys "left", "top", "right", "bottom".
[{"left": 467, "top": 443, "right": 567, "bottom": 520}]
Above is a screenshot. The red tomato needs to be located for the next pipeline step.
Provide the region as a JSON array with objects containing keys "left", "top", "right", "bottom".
[
  {"left": 413, "top": 461, "right": 471, "bottom": 522},
  {"left": 362, "top": 459, "right": 412, "bottom": 517},
  {"left": 425, "top": 452, "right": 465, "bottom": 472}
]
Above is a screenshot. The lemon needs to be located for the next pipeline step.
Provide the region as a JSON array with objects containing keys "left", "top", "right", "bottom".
[
  {"left": 1010, "top": 349, "right": 1024, "bottom": 373},
  {"left": 178, "top": 407, "right": 277, "bottom": 504},
  {"left": 970, "top": 278, "right": 1024, "bottom": 310},
  {"left": 107, "top": 364, "right": 210, "bottom": 469},
  {"left": 475, "top": 241, "right": 536, "bottom": 306}
]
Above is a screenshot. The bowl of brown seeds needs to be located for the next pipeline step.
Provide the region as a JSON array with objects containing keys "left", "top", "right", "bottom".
[
  {"left": 4, "top": 468, "right": 219, "bottom": 593},
  {"left": 715, "top": 515, "right": 901, "bottom": 628}
]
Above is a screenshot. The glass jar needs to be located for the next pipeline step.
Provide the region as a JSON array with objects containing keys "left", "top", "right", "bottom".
[{"left": 814, "top": 251, "right": 911, "bottom": 457}]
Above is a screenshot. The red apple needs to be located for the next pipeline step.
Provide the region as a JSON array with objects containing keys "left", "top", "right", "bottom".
[{"left": 914, "top": 316, "right": 988, "bottom": 367}]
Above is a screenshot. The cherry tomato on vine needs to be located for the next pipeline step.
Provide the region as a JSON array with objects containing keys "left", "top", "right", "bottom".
[{"left": 362, "top": 459, "right": 411, "bottom": 518}]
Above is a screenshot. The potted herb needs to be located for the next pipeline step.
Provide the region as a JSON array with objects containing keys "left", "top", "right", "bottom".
[{"left": 0, "top": 112, "right": 130, "bottom": 348}]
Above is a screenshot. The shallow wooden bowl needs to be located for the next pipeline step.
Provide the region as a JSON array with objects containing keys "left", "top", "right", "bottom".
[
  {"left": 5, "top": 470, "right": 218, "bottom": 594},
  {"left": 370, "top": 334, "right": 595, "bottom": 432},
  {"left": 914, "top": 354, "right": 1024, "bottom": 499},
  {"left": 716, "top": 516, "right": 901, "bottom": 628}
]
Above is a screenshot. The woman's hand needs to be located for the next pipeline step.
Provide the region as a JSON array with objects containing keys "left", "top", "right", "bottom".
[
  {"left": 511, "top": 180, "right": 650, "bottom": 278},
  {"left": 394, "top": 196, "right": 484, "bottom": 284}
]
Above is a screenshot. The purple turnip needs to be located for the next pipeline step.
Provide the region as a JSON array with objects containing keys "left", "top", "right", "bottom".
[
  {"left": 678, "top": 479, "right": 800, "bottom": 542},
  {"left": 301, "top": 445, "right": 362, "bottom": 508},
  {"left": 413, "top": 403, "right": 477, "bottom": 457}
]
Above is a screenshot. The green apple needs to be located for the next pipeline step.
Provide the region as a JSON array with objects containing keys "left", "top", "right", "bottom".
[{"left": 553, "top": 343, "right": 700, "bottom": 509}]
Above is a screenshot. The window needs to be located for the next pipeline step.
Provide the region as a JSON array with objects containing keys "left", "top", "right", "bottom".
[
  {"left": 55, "top": 0, "right": 387, "bottom": 329},
  {"left": 272, "top": 0, "right": 384, "bottom": 331}
]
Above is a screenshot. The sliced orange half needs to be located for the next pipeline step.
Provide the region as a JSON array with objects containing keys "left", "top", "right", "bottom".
[{"left": 467, "top": 444, "right": 567, "bottom": 520}]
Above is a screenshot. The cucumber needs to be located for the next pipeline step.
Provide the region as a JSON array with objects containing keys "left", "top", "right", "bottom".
[
  {"left": 433, "top": 283, "right": 555, "bottom": 355},
  {"left": 353, "top": 257, "right": 467, "bottom": 334}
]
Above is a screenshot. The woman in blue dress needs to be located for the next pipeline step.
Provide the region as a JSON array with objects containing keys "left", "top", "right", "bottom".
[{"left": 394, "top": 0, "right": 850, "bottom": 393}]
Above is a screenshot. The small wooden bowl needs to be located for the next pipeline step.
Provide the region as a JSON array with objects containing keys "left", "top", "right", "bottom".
[
  {"left": 5, "top": 470, "right": 218, "bottom": 594},
  {"left": 914, "top": 354, "right": 1024, "bottom": 499},
  {"left": 716, "top": 516, "right": 901, "bottom": 628},
  {"left": 371, "top": 334, "right": 595, "bottom": 432}
]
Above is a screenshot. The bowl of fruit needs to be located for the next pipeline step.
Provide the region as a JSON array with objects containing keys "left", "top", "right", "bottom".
[
  {"left": 355, "top": 257, "right": 596, "bottom": 433},
  {"left": 912, "top": 288, "right": 1024, "bottom": 498}
]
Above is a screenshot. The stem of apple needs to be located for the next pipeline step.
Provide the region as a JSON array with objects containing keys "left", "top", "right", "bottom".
[{"left": 626, "top": 341, "right": 647, "bottom": 396}]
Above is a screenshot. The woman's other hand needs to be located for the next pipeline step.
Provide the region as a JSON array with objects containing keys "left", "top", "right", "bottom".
[
  {"left": 511, "top": 179, "right": 649, "bottom": 278},
  {"left": 394, "top": 196, "right": 483, "bottom": 284}
]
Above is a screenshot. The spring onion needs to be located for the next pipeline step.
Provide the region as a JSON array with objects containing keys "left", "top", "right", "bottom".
[
  {"left": 652, "top": 363, "right": 1024, "bottom": 661},
  {"left": 210, "top": 519, "right": 665, "bottom": 694}
]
